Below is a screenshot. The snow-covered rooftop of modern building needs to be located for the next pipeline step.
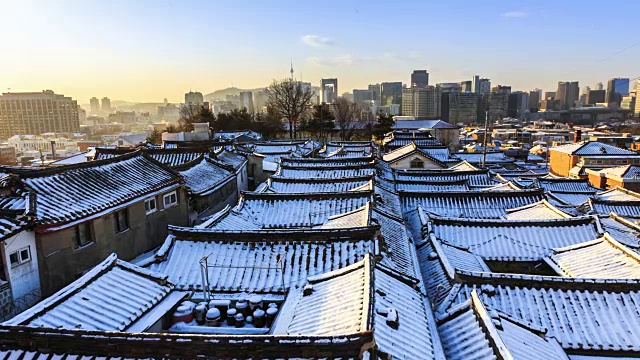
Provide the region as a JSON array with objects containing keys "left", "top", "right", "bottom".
[{"left": 551, "top": 141, "right": 639, "bottom": 156}]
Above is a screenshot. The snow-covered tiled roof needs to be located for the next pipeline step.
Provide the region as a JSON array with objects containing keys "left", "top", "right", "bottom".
[
  {"left": 395, "top": 168, "right": 494, "bottom": 186},
  {"left": 94, "top": 147, "right": 206, "bottom": 167},
  {"left": 392, "top": 119, "right": 458, "bottom": 130},
  {"left": 283, "top": 255, "right": 439, "bottom": 359},
  {"left": 382, "top": 143, "right": 451, "bottom": 167},
  {"left": 546, "top": 234, "right": 640, "bottom": 278},
  {"left": 203, "top": 191, "right": 373, "bottom": 230},
  {"left": 2, "top": 151, "right": 182, "bottom": 226},
  {"left": 453, "top": 152, "right": 516, "bottom": 164},
  {"left": 505, "top": 200, "right": 574, "bottom": 220},
  {"left": 427, "top": 215, "right": 602, "bottom": 261},
  {"left": 436, "top": 291, "right": 569, "bottom": 360},
  {"left": 600, "top": 212, "right": 640, "bottom": 249},
  {"left": 213, "top": 148, "right": 247, "bottom": 170},
  {"left": 8, "top": 254, "right": 176, "bottom": 331},
  {"left": 143, "top": 229, "right": 376, "bottom": 292},
  {"left": 177, "top": 156, "right": 234, "bottom": 196},
  {"left": 597, "top": 165, "right": 640, "bottom": 179},
  {"left": 280, "top": 156, "right": 375, "bottom": 168},
  {"left": 274, "top": 164, "right": 376, "bottom": 179},
  {"left": 595, "top": 187, "right": 640, "bottom": 202},
  {"left": 551, "top": 141, "right": 638, "bottom": 156},
  {"left": 400, "top": 189, "right": 544, "bottom": 219},
  {"left": 537, "top": 177, "right": 598, "bottom": 193},
  {"left": 588, "top": 188, "right": 640, "bottom": 218},
  {"left": 396, "top": 179, "right": 470, "bottom": 192},
  {"left": 0, "top": 214, "right": 31, "bottom": 241},
  {"left": 372, "top": 208, "right": 418, "bottom": 278},
  {"left": 441, "top": 273, "right": 640, "bottom": 353},
  {"left": 262, "top": 176, "right": 373, "bottom": 193},
  {"left": 546, "top": 191, "right": 593, "bottom": 206}
]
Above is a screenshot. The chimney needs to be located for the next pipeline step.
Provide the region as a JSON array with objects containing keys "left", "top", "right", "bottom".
[
  {"left": 573, "top": 129, "right": 582, "bottom": 143},
  {"left": 50, "top": 140, "right": 56, "bottom": 159}
]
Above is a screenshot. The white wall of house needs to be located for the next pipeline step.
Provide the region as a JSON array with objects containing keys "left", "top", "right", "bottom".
[
  {"left": 388, "top": 154, "right": 444, "bottom": 170},
  {"left": 236, "top": 161, "right": 249, "bottom": 194},
  {"left": 2, "top": 231, "right": 40, "bottom": 301}
]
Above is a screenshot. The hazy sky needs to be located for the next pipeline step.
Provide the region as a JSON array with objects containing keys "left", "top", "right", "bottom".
[{"left": 1, "top": 0, "right": 639, "bottom": 104}]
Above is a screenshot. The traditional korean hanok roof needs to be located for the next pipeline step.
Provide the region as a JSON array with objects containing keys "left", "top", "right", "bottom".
[
  {"left": 0, "top": 151, "right": 182, "bottom": 228},
  {"left": 93, "top": 146, "right": 206, "bottom": 167},
  {"left": 587, "top": 187, "right": 640, "bottom": 218},
  {"left": 551, "top": 141, "right": 638, "bottom": 156},
  {"left": 426, "top": 214, "right": 603, "bottom": 261},
  {"left": 447, "top": 160, "right": 479, "bottom": 171},
  {"left": 475, "top": 181, "right": 521, "bottom": 192},
  {"left": 438, "top": 272, "right": 640, "bottom": 354},
  {"left": 600, "top": 212, "right": 640, "bottom": 249},
  {"left": 546, "top": 191, "right": 593, "bottom": 206},
  {"left": 537, "top": 177, "right": 598, "bottom": 193},
  {"left": 7, "top": 254, "right": 177, "bottom": 332},
  {"left": 0, "top": 326, "right": 370, "bottom": 360},
  {"left": 383, "top": 130, "right": 443, "bottom": 150},
  {"left": 280, "top": 156, "right": 375, "bottom": 168},
  {"left": 545, "top": 234, "right": 640, "bottom": 278},
  {"left": 141, "top": 227, "right": 378, "bottom": 292},
  {"left": 396, "top": 179, "right": 470, "bottom": 192},
  {"left": 212, "top": 148, "right": 247, "bottom": 170},
  {"left": 382, "top": 143, "right": 448, "bottom": 168},
  {"left": 373, "top": 184, "right": 403, "bottom": 216},
  {"left": 453, "top": 152, "right": 516, "bottom": 165},
  {"left": 251, "top": 141, "right": 310, "bottom": 155},
  {"left": 282, "top": 255, "right": 440, "bottom": 360},
  {"left": 213, "top": 130, "right": 262, "bottom": 142},
  {"left": 0, "top": 214, "right": 32, "bottom": 242},
  {"left": 259, "top": 176, "right": 373, "bottom": 193},
  {"left": 436, "top": 291, "right": 569, "bottom": 360},
  {"left": 175, "top": 156, "right": 234, "bottom": 196},
  {"left": 504, "top": 200, "right": 575, "bottom": 220},
  {"left": 417, "top": 235, "right": 490, "bottom": 306},
  {"left": 400, "top": 188, "right": 544, "bottom": 219},
  {"left": 371, "top": 208, "right": 418, "bottom": 278},
  {"left": 323, "top": 141, "right": 374, "bottom": 155},
  {"left": 395, "top": 168, "right": 494, "bottom": 186},
  {"left": 273, "top": 163, "right": 376, "bottom": 179},
  {"left": 201, "top": 191, "right": 373, "bottom": 230}
]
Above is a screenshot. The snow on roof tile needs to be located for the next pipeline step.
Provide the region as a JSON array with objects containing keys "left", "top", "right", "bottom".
[
  {"left": 537, "top": 178, "right": 598, "bottom": 193},
  {"left": 264, "top": 176, "right": 373, "bottom": 193},
  {"left": 94, "top": 147, "right": 206, "bottom": 167},
  {"left": 274, "top": 165, "right": 376, "bottom": 180},
  {"left": 600, "top": 213, "right": 640, "bottom": 249},
  {"left": 177, "top": 157, "right": 234, "bottom": 196},
  {"left": 436, "top": 291, "right": 569, "bottom": 360},
  {"left": 4, "top": 151, "right": 182, "bottom": 226},
  {"left": 284, "top": 256, "right": 438, "bottom": 359},
  {"left": 213, "top": 149, "right": 247, "bottom": 170},
  {"left": 428, "top": 215, "right": 602, "bottom": 261},
  {"left": 545, "top": 191, "right": 593, "bottom": 206},
  {"left": 8, "top": 254, "right": 174, "bottom": 331},
  {"left": 588, "top": 188, "right": 640, "bottom": 217},
  {"left": 280, "top": 156, "right": 375, "bottom": 168},
  {"left": 443, "top": 274, "right": 640, "bottom": 353},
  {"left": 392, "top": 119, "right": 458, "bottom": 130},
  {"left": 504, "top": 200, "right": 574, "bottom": 220},
  {"left": 546, "top": 234, "right": 640, "bottom": 278},
  {"left": 453, "top": 152, "right": 515, "bottom": 164},
  {"left": 204, "top": 191, "right": 373, "bottom": 230},
  {"left": 144, "top": 231, "right": 375, "bottom": 292},
  {"left": 400, "top": 189, "right": 544, "bottom": 219},
  {"left": 394, "top": 168, "right": 493, "bottom": 186},
  {"left": 396, "top": 180, "right": 470, "bottom": 192}
]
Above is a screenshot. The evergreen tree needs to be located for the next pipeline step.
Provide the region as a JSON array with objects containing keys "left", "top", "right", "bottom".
[{"left": 372, "top": 112, "right": 395, "bottom": 140}]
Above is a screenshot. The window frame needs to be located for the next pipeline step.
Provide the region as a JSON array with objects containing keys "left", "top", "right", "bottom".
[
  {"left": 145, "top": 197, "right": 157, "bottom": 214},
  {"left": 410, "top": 158, "right": 425, "bottom": 169},
  {"left": 163, "top": 191, "right": 178, "bottom": 208},
  {"left": 75, "top": 222, "right": 93, "bottom": 249},
  {"left": 114, "top": 209, "right": 129, "bottom": 233}
]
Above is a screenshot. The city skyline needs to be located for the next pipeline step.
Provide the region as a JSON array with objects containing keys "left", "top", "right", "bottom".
[{"left": 1, "top": 0, "right": 639, "bottom": 103}]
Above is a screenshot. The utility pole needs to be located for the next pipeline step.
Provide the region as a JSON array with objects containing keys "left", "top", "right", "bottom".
[{"left": 482, "top": 105, "right": 489, "bottom": 168}]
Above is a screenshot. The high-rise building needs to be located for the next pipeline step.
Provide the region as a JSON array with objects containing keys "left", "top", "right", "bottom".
[
  {"left": 472, "top": 76, "right": 491, "bottom": 94},
  {"left": 596, "top": 82, "right": 604, "bottom": 91},
  {"left": 436, "top": 83, "right": 462, "bottom": 93},
  {"left": 368, "top": 84, "right": 381, "bottom": 104},
  {"left": 101, "top": 97, "right": 111, "bottom": 114},
  {"left": 556, "top": 81, "right": 579, "bottom": 110},
  {"left": 353, "top": 89, "right": 375, "bottom": 104},
  {"left": 410, "top": 70, "right": 429, "bottom": 88},
  {"left": 89, "top": 97, "right": 100, "bottom": 114},
  {"left": 586, "top": 90, "right": 606, "bottom": 105},
  {"left": 253, "top": 90, "right": 268, "bottom": 113},
  {"left": 239, "top": 91, "right": 254, "bottom": 113},
  {"left": 459, "top": 81, "right": 472, "bottom": 92},
  {"left": 579, "top": 86, "right": 591, "bottom": 105},
  {"left": 491, "top": 85, "right": 511, "bottom": 94},
  {"left": 0, "top": 90, "right": 80, "bottom": 139},
  {"left": 321, "top": 78, "right": 338, "bottom": 103},
  {"left": 401, "top": 86, "right": 440, "bottom": 118},
  {"left": 507, "top": 92, "right": 529, "bottom": 118},
  {"left": 528, "top": 89, "right": 542, "bottom": 111},
  {"left": 185, "top": 91, "right": 204, "bottom": 104},
  {"left": 607, "top": 78, "right": 630, "bottom": 105},
  {"left": 381, "top": 82, "right": 403, "bottom": 106},
  {"left": 634, "top": 82, "right": 640, "bottom": 117},
  {"left": 447, "top": 92, "right": 481, "bottom": 124},
  {"left": 621, "top": 93, "right": 636, "bottom": 112},
  {"left": 488, "top": 91, "right": 509, "bottom": 122}
]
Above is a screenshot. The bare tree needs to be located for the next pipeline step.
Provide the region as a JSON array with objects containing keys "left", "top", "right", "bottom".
[
  {"left": 265, "top": 79, "right": 315, "bottom": 138},
  {"left": 332, "top": 97, "right": 361, "bottom": 141}
]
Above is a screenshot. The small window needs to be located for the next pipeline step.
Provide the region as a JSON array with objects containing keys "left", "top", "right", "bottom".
[
  {"left": 114, "top": 209, "right": 129, "bottom": 233},
  {"left": 75, "top": 223, "right": 93, "bottom": 248},
  {"left": 410, "top": 158, "right": 425, "bottom": 168},
  {"left": 145, "top": 197, "right": 157, "bottom": 214},
  {"left": 163, "top": 191, "right": 177, "bottom": 208}
]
